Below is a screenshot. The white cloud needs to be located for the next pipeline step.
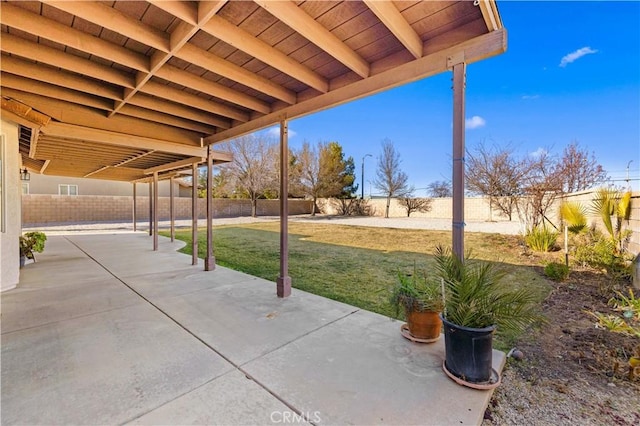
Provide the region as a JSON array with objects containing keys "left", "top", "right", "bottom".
[
  {"left": 559, "top": 47, "right": 598, "bottom": 67},
  {"left": 266, "top": 126, "right": 297, "bottom": 138},
  {"left": 530, "top": 147, "right": 547, "bottom": 158},
  {"left": 521, "top": 94, "right": 540, "bottom": 100},
  {"left": 465, "top": 116, "right": 486, "bottom": 129}
]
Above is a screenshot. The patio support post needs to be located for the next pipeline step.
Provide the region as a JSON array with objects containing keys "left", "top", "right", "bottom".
[
  {"left": 132, "top": 182, "right": 137, "bottom": 232},
  {"left": 277, "top": 118, "right": 292, "bottom": 297},
  {"left": 148, "top": 181, "right": 153, "bottom": 236},
  {"left": 451, "top": 60, "right": 466, "bottom": 261},
  {"left": 170, "top": 176, "right": 175, "bottom": 242},
  {"left": 153, "top": 171, "right": 159, "bottom": 251},
  {"left": 191, "top": 162, "right": 198, "bottom": 266},
  {"left": 204, "top": 145, "right": 215, "bottom": 271}
]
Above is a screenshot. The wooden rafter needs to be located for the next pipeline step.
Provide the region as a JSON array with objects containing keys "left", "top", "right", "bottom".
[{"left": 363, "top": 1, "right": 423, "bottom": 59}]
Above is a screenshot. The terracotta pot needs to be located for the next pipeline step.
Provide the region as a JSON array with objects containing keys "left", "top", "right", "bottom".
[{"left": 406, "top": 310, "right": 442, "bottom": 340}]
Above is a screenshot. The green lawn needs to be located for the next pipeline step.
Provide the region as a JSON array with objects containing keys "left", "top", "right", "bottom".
[{"left": 167, "top": 222, "right": 551, "bottom": 328}]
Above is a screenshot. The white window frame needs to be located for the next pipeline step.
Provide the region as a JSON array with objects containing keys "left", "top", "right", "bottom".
[
  {"left": 58, "top": 184, "right": 78, "bottom": 196},
  {"left": 21, "top": 182, "right": 29, "bottom": 195}
]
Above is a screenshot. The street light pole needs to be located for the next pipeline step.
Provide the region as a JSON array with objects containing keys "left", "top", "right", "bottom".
[
  {"left": 627, "top": 160, "right": 633, "bottom": 186},
  {"left": 362, "top": 154, "right": 372, "bottom": 199}
]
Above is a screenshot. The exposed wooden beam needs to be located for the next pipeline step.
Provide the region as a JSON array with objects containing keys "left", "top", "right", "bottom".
[
  {"left": 148, "top": 0, "right": 197, "bottom": 25},
  {"left": 40, "top": 159, "right": 51, "bottom": 174},
  {"left": 0, "top": 97, "right": 51, "bottom": 127},
  {"left": 0, "top": 3, "right": 148, "bottom": 72},
  {"left": 1, "top": 55, "right": 122, "bottom": 101},
  {"left": 118, "top": 105, "right": 215, "bottom": 134},
  {"left": 0, "top": 34, "right": 135, "bottom": 88},
  {"left": 127, "top": 93, "right": 231, "bottom": 129},
  {"left": 41, "top": 122, "right": 206, "bottom": 158},
  {"left": 29, "top": 128, "right": 41, "bottom": 159},
  {"left": 176, "top": 43, "right": 296, "bottom": 104},
  {"left": 1, "top": 73, "right": 112, "bottom": 111},
  {"left": 477, "top": 0, "right": 501, "bottom": 31},
  {"left": 43, "top": 1, "right": 170, "bottom": 52},
  {"left": 363, "top": 0, "right": 423, "bottom": 59},
  {"left": 113, "top": 151, "right": 155, "bottom": 168},
  {"left": 254, "top": 0, "right": 370, "bottom": 79},
  {"left": 201, "top": 16, "right": 329, "bottom": 93},
  {"left": 139, "top": 80, "right": 249, "bottom": 122},
  {"left": 84, "top": 165, "right": 110, "bottom": 178},
  {"left": 206, "top": 28, "right": 506, "bottom": 144},
  {"left": 144, "top": 156, "right": 203, "bottom": 175},
  {"left": 198, "top": 1, "right": 228, "bottom": 25},
  {"left": 155, "top": 65, "right": 270, "bottom": 114}
]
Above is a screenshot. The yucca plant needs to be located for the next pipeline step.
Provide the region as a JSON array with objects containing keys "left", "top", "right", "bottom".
[
  {"left": 592, "top": 188, "right": 632, "bottom": 255},
  {"left": 524, "top": 226, "right": 558, "bottom": 252},
  {"left": 434, "top": 246, "right": 540, "bottom": 333}
]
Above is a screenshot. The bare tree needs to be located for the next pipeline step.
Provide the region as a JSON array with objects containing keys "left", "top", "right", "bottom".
[
  {"left": 518, "top": 149, "right": 564, "bottom": 229},
  {"left": 555, "top": 141, "right": 608, "bottom": 193},
  {"left": 428, "top": 180, "right": 452, "bottom": 198},
  {"left": 373, "top": 139, "right": 410, "bottom": 218},
  {"left": 222, "top": 135, "right": 277, "bottom": 217},
  {"left": 397, "top": 189, "right": 432, "bottom": 217},
  {"left": 466, "top": 143, "right": 529, "bottom": 220}
]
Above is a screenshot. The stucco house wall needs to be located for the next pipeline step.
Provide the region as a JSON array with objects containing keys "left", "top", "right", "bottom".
[
  {"left": 1, "top": 118, "right": 22, "bottom": 292},
  {"left": 26, "top": 174, "right": 189, "bottom": 197}
]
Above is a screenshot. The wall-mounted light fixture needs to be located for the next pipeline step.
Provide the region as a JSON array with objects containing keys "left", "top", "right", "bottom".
[{"left": 20, "top": 168, "right": 30, "bottom": 181}]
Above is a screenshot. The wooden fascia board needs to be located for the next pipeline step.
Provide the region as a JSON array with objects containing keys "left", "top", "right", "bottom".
[
  {"left": 144, "top": 156, "right": 204, "bottom": 175},
  {"left": 40, "top": 122, "right": 206, "bottom": 158},
  {"left": 363, "top": 1, "right": 422, "bottom": 59},
  {"left": 0, "top": 3, "right": 148, "bottom": 72},
  {"left": 254, "top": 0, "right": 370, "bottom": 79},
  {"left": 201, "top": 16, "right": 329, "bottom": 93},
  {"left": 205, "top": 28, "right": 506, "bottom": 144}
]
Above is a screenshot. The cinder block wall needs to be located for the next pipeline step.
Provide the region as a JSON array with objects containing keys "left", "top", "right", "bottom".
[{"left": 22, "top": 195, "right": 312, "bottom": 225}]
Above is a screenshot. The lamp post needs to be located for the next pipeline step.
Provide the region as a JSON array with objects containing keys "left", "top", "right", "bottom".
[
  {"left": 361, "top": 154, "right": 372, "bottom": 199},
  {"left": 627, "top": 160, "right": 633, "bottom": 186}
]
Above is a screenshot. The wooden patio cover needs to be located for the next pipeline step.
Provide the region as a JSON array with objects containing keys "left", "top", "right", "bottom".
[{"left": 1, "top": 0, "right": 504, "bottom": 182}]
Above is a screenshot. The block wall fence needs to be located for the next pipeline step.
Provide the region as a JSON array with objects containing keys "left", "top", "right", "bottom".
[{"left": 21, "top": 191, "right": 638, "bottom": 255}]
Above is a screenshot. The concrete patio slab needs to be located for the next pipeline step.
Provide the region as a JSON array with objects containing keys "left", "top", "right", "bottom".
[
  {"left": 150, "top": 278, "right": 358, "bottom": 365},
  {"left": 129, "top": 370, "right": 308, "bottom": 425},
  {"left": 244, "top": 309, "right": 504, "bottom": 425},
  {"left": 2, "top": 233, "right": 503, "bottom": 425},
  {"left": 1, "top": 303, "right": 232, "bottom": 425}
]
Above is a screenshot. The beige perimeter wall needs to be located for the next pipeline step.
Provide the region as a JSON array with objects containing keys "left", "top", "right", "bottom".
[{"left": 22, "top": 196, "right": 312, "bottom": 225}]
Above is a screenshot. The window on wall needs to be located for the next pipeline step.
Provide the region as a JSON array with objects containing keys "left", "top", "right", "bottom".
[
  {"left": 21, "top": 182, "right": 29, "bottom": 195},
  {"left": 58, "top": 184, "right": 78, "bottom": 196}
]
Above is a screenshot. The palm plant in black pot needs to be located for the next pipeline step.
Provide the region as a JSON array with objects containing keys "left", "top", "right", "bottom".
[{"left": 434, "top": 246, "right": 540, "bottom": 389}]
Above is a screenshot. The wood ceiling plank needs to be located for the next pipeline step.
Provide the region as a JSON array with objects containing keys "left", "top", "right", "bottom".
[
  {"left": 176, "top": 43, "right": 296, "bottom": 104},
  {"left": 147, "top": 0, "right": 197, "bottom": 25},
  {"left": 254, "top": 0, "right": 370, "bottom": 78},
  {"left": 202, "top": 16, "right": 328, "bottom": 93},
  {"left": 1, "top": 55, "right": 122, "bottom": 101},
  {"left": 0, "top": 3, "right": 148, "bottom": 72},
  {"left": 363, "top": 0, "right": 422, "bottom": 59},
  {"left": 154, "top": 65, "right": 270, "bottom": 114},
  {"left": 43, "top": 1, "right": 171, "bottom": 52}
]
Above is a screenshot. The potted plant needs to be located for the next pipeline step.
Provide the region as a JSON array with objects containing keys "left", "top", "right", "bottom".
[
  {"left": 390, "top": 268, "right": 444, "bottom": 342},
  {"left": 19, "top": 231, "right": 47, "bottom": 267},
  {"left": 434, "top": 246, "right": 540, "bottom": 388}
]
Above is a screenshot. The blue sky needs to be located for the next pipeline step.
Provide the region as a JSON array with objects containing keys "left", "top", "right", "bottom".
[{"left": 262, "top": 1, "right": 640, "bottom": 195}]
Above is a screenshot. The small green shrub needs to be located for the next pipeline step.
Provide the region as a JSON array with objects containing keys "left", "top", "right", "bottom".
[
  {"left": 525, "top": 226, "right": 558, "bottom": 252},
  {"left": 544, "top": 262, "right": 570, "bottom": 281},
  {"left": 574, "top": 227, "right": 631, "bottom": 282},
  {"left": 19, "top": 231, "right": 47, "bottom": 261}
]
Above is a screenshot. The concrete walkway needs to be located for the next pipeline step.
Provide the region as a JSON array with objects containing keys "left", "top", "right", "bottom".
[{"left": 1, "top": 233, "right": 504, "bottom": 425}]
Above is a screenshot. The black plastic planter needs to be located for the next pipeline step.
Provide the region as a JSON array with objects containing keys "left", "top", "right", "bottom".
[{"left": 441, "top": 315, "right": 496, "bottom": 384}]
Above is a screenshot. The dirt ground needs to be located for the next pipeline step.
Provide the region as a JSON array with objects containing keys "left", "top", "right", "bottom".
[{"left": 483, "top": 263, "right": 640, "bottom": 425}]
